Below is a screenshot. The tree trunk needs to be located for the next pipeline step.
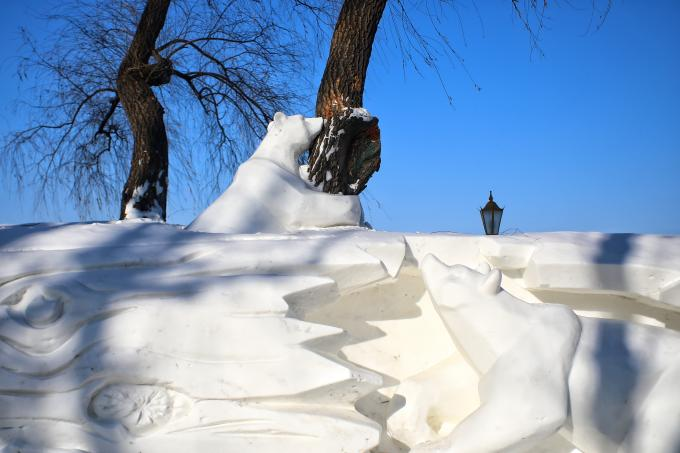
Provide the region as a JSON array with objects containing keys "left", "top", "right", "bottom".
[
  {"left": 118, "top": 0, "right": 172, "bottom": 220},
  {"left": 308, "top": 0, "right": 386, "bottom": 195}
]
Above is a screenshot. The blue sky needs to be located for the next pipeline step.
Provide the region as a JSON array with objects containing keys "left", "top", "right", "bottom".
[{"left": 1, "top": 1, "right": 678, "bottom": 234}]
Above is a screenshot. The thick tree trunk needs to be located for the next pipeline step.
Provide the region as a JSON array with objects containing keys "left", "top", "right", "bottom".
[
  {"left": 308, "top": 0, "right": 386, "bottom": 195},
  {"left": 118, "top": 0, "right": 172, "bottom": 220}
]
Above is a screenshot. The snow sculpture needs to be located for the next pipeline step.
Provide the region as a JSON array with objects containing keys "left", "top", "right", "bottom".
[
  {"left": 187, "top": 112, "right": 363, "bottom": 234},
  {"left": 0, "top": 222, "right": 415, "bottom": 452},
  {"left": 415, "top": 254, "right": 680, "bottom": 453},
  {"left": 3, "top": 221, "right": 680, "bottom": 452}
]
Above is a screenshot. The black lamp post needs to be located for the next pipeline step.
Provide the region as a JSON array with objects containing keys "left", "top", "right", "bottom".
[{"left": 480, "top": 191, "right": 503, "bottom": 235}]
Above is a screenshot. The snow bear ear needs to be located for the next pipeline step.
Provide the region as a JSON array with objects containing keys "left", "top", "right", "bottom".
[
  {"left": 267, "top": 112, "right": 286, "bottom": 132},
  {"left": 479, "top": 269, "right": 502, "bottom": 295},
  {"left": 476, "top": 261, "right": 491, "bottom": 274}
]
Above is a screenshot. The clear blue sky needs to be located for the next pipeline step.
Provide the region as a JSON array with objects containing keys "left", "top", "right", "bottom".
[{"left": 1, "top": 1, "right": 678, "bottom": 234}]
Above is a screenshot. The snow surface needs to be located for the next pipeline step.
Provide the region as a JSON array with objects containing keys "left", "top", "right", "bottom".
[
  {"left": 1, "top": 220, "right": 679, "bottom": 452},
  {"left": 349, "top": 107, "right": 373, "bottom": 122},
  {"left": 124, "top": 179, "right": 164, "bottom": 220},
  {"left": 188, "top": 112, "right": 363, "bottom": 234}
]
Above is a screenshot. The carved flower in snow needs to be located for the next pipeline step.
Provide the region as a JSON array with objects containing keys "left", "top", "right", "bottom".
[{"left": 90, "top": 384, "right": 173, "bottom": 434}]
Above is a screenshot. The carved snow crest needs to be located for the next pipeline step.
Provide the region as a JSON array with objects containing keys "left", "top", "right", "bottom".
[{"left": 478, "top": 233, "right": 680, "bottom": 311}]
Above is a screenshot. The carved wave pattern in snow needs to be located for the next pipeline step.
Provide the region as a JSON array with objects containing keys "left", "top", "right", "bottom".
[{"left": 0, "top": 261, "right": 380, "bottom": 452}]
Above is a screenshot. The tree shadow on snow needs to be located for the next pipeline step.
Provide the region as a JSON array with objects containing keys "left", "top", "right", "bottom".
[{"left": 591, "top": 233, "right": 639, "bottom": 449}]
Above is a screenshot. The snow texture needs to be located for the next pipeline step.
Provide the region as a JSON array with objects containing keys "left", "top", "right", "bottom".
[
  {"left": 312, "top": 107, "right": 372, "bottom": 174},
  {"left": 414, "top": 255, "right": 680, "bottom": 453},
  {"left": 1, "top": 221, "right": 679, "bottom": 453},
  {"left": 187, "top": 112, "right": 363, "bottom": 234},
  {"left": 124, "top": 179, "right": 163, "bottom": 220},
  {"left": 349, "top": 107, "right": 373, "bottom": 121}
]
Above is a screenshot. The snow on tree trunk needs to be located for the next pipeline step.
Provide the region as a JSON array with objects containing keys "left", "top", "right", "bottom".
[
  {"left": 308, "top": 108, "right": 380, "bottom": 195},
  {"left": 308, "top": 0, "right": 386, "bottom": 195}
]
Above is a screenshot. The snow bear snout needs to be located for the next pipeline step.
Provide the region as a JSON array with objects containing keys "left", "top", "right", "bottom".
[
  {"left": 420, "top": 255, "right": 470, "bottom": 285},
  {"left": 420, "top": 254, "right": 462, "bottom": 302},
  {"left": 420, "top": 254, "right": 448, "bottom": 284},
  {"left": 305, "top": 117, "right": 324, "bottom": 138}
]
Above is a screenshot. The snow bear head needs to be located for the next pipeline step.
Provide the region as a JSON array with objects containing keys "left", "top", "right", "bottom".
[
  {"left": 266, "top": 112, "right": 324, "bottom": 152},
  {"left": 252, "top": 112, "right": 324, "bottom": 173},
  {"left": 420, "top": 254, "right": 502, "bottom": 310},
  {"left": 420, "top": 254, "right": 509, "bottom": 373}
]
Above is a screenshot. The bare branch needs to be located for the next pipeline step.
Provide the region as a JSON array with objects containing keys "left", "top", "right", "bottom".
[
  {"left": 4, "top": 0, "right": 314, "bottom": 217},
  {"left": 95, "top": 96, "right": 121, "bottom": 137}
]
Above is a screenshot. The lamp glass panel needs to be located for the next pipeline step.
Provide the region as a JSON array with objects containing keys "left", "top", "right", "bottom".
[
  {"left": 492, "top": 210, "right": 503, "bottom": 235},
  {"left": 482, "top": 209, "right": 494, "bottom": 235}
]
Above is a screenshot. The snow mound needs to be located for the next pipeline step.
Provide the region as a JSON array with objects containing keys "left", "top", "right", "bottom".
[{"left": 187, "top": 112, "right": 363, "bottom": 234}]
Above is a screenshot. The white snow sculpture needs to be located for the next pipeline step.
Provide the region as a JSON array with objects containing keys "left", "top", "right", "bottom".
[
  {"left": 415, "top": 254, "right": 680, "bottom": 453},
  {"left": 187, "top": 112, "right": 362, "bottom": 234},
  {"left": 3, "top": 221, "right": 680, "bottom": 452},
  {"left": 0, "top": 222, "right": 416, "bottom": 452}
]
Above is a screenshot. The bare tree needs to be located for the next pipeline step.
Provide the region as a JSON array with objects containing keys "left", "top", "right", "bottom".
[
  {"left": 306, "top": 0, "right": 613, "bottom": 196},
  {"left": 3, "top": 0, "right": 311, "bottom": 220},
  {"left": 4, "top": 0, "right": 613, "bottom": 220}
]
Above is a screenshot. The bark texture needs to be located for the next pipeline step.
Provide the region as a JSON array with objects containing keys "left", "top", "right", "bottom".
[
  {"left": 308, "top": 0, "right": 386, "bottom": 195},
  {"left": 118, "top": 0, "right": 172, "bottom": 220}
]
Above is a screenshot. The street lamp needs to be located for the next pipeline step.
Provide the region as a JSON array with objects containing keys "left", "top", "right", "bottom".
[{"left": 480, "top": 191, "right": 503, "bottom": 235}]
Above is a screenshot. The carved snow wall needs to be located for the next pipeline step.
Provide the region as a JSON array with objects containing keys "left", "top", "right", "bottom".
[{"left": 1, "top": 223, "right": 679, "bottom": 452}]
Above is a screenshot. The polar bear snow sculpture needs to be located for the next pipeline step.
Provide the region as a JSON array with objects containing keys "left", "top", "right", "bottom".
[
  {"left": 187, "top": 112, "right": 362, "bottom": 233},
  {"left": 415, "top": 254, "right": 680, "bottom": 453}
]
